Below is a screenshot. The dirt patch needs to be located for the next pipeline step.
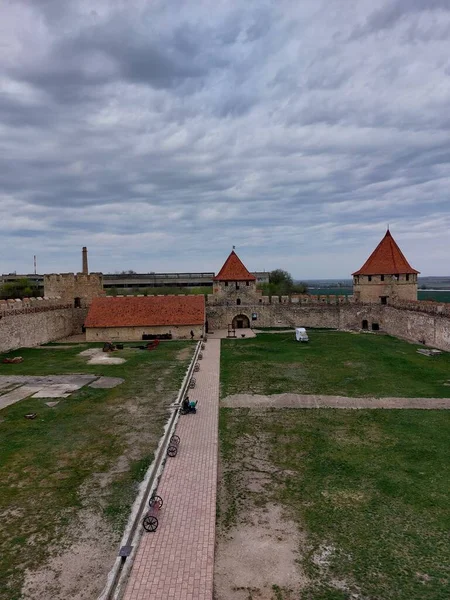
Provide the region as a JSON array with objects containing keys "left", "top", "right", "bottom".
[
  {"left": 176, "top": 346, "right": 192, "bottom": 361},
  {"left": 21, "top": 511, "right": 116, "bottom": 600},
  {"left": 79, "top": 348, "right": 126, "bottom": 365},
  {"left": 215, "top": 505, "right": 307, "bottom": 600},
  {"left": 215, "top": 430, "right": 309, "bottom": 599}
]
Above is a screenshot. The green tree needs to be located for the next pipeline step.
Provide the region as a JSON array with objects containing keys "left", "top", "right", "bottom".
[
  {"left": 0, "top": 279, "right": 40, "bottom": 300},
  {"left": 259, "top": 270, "right": 308, "bottom": 297}
]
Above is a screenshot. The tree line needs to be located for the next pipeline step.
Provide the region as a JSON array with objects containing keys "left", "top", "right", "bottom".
[
  {"left": 0, "top": 278, "right": 41, "bottom": 300},
  {"left": 259, "top": 269, "right": 308, "bottom": 297}
]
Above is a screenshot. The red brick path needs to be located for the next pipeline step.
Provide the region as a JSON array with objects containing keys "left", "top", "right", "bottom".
[{"left": 123, "top": 339, "right": 220, "bottom": 600}]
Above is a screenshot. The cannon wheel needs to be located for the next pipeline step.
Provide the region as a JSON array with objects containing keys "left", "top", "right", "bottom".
[
  {"left": 171, "top": 435, "right": 180, "bottom": 444},
  {"left": 143, "top": 515, "right": 158, "bottom": 532},
  {"left": 149, "top": 495, "right": 163, "bottom": 509},
  {"left": 167, "top": 445, "right": 178, "bottom": 457}
]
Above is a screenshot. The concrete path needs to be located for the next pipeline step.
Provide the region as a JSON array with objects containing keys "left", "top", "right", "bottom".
[
  {"left": 123, "top": 338, "right": 220, "bottom": 600},
  {"left": 222, "top": 393, "right": 450, "bottom": 409},
  {"left": 0, "top": 375, "right": 123, "bottom": 411}
]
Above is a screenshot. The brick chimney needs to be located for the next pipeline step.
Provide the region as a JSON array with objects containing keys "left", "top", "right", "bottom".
[{"left": 82, "top": 247, "right": 89, "bottom": 275}]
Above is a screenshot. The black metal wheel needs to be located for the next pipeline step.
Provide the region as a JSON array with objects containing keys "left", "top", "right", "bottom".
[
  {"left": 143, "top": 514, "right": 158, "bottom": 532},
  {"left": 171, "top": 435, "right": 180, "bottom": 444},
  {"left": 149, "top": 494, "right": 163, "bottom": 509},
  {"left": 167, "top": 445, "right": 178, "bottom": 457}
]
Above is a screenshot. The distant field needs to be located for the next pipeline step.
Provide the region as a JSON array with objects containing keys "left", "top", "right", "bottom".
[
  {"left": 309, "top": 288, "right": 450, "bottom": 302},
  {"left": 418, "top": 290, "right": 450, "bottom": 302}
]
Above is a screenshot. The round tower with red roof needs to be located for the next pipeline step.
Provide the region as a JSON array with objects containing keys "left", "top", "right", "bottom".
[{"left": 352, "top": 230, "right": 419, "bottom": 304}]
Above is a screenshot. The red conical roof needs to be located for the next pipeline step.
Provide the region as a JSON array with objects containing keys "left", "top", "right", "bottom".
[
  {"left": 213, "top": 250, "right": 256, "bottom": 281},
  {"left": 352, "top": 230, "right": 419, "bottom": 276}
]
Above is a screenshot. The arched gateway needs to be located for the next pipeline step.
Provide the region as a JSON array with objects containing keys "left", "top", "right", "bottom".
[{"left": 232, "top": 314, "right": 250, "bottom": 329}]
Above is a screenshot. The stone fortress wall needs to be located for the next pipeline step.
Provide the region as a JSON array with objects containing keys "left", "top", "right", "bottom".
[
  {"left": 1, "top": 288, "right": 450, "bottom": 354},
  {"left": 44, "top": 273, "right": 104, "bottom": 306},
  {"left": 1, "top": 237, "right": 450, "bottom": 354},
  {"left": 206, "top": 294, "right": 450, "bottom": 352},
  {"left": 0, "top": 297, "right": 88, "bottom": 353}
]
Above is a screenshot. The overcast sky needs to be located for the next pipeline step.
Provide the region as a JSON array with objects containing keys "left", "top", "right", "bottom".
[{"left": 1, "top": 0, "right": 449, "bottom": 278}]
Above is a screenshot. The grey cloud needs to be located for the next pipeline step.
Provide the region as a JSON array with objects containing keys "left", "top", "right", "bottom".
[
  {"left": 352, "top": 0, "right": 450, "bottom": 38},
  {"left": 1, "top": 0, "right": 449, "bottom": 277}
]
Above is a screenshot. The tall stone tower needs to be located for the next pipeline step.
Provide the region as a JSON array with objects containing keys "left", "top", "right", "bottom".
[
  {"left": 44, "top": 247, "right": 103, "bottom": 307},
  {"left": 352, "top": 230, "right": 419, "bottom": 304},
  {"left": 211, "top": 250, "right": 259, "bottom": 305}
]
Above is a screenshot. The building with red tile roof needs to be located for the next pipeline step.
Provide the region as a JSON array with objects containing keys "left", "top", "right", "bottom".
[
  {"left": 352, "top": 230, "right": 419, "bottom": 304},
  {"left": 352, "top": 229, "right": 419, "bottom": 276},
  {"left": 213, "top": 251, "right": 257, "bottom": 282},
  {"left": 85, "top": 295, "right": 205, "bottom": 341},
  {"left": 211, "top": 251, "right": 261, "bottom": 320}
]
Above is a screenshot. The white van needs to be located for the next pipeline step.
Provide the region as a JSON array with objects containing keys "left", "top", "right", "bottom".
[{"left": 295, "top": 327, "right": 309, "bottom": 342}]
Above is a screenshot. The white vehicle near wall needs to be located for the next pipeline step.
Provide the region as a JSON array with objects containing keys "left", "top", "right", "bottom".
[{"left": 295, "top": 327, "right": 309, "bottom": 342}]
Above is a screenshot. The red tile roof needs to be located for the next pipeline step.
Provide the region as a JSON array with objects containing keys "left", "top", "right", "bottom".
[
  {"left": 213, "top": 251, "right": 256, "bottom": 281},
  {"left": 85, "top": 295, "right": 205, "bottom": 328},
  {"left": 352, "top": 230, "right": 419, "bottom": 276}
]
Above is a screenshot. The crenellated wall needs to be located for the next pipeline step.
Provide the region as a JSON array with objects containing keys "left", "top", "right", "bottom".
[
  {"left": 0, "top": 297, "right": 88, "bottom": 353},
  {"left": 44, "top": 272, "right": 104, "bottom": 305},
  {"left": 206, "top": 296, "right": 450, "bottom": 352},
  {"left": 1, "top": 291, "right": 449, "bottom": 354}
]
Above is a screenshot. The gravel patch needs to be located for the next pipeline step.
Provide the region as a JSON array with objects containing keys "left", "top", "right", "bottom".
[
  {"left": 221, "top": 393, "right": 450, "bottom": 409},
  {"left": 88, "top": 377, "right": 124, "bottom": 389}
]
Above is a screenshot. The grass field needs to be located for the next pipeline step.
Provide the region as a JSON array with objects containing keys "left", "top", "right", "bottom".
[
  {"left": 0, "top": 341, "right": 193, "bottom": 600},
  {"left": 218, "top": 408, "right": 450, "bottom": 599},
  {"left": 309, "top": 288, "right": 450, "bottom": 303},
  {"left": 220, "top": 332, "right": 450, "bottom": 398}
]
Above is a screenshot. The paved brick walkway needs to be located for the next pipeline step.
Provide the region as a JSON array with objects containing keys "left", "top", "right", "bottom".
[{"left": 123, "top": 339, "right": 220, "bottom": 600}]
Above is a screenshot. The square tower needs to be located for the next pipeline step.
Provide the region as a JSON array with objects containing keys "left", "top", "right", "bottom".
[{"left": 212, "top": 250, "right": 260, "bottom": 305}]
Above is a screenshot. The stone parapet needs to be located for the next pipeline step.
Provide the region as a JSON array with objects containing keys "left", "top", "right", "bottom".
[
  {"left": 389, "top": 299, "right": 450, "bottom": 316},
  {"left": 207, "top": 293, "right": 354, "bottom": 307},
  {"left": 0, "top": 296, "right": 73, "bottom": 317}
]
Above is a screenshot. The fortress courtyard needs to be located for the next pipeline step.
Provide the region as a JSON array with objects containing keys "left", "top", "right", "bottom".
[{"left": 0, "top": 329, "right": 449, "bottom": 600}]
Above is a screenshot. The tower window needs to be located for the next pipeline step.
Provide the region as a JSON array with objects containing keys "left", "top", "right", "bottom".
[
  {"left": 406, "top": 274, "right": 410, "bottom": 281},
  {"left": 246, "top": 281, "right": 249, "bottom": 286},
  {"left": 237, "top": 298, "right": 241, "bottom": 305},
  {"left": 381, "top": 275, "right": 384, "bottom": 282},
  {"left": 368, "top": 276, "right": 372, "bottom": 282},
  {"left": 236, "top": 282, "right": 240, "bottom": 290},
  {"left": 74, "top": 297, "right": 81, "bottom": 308},
  {"left": 225, "top": 281, "right": 228, "bottom": 287}
]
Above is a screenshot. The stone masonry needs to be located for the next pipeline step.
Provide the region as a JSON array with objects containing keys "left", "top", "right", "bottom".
[{"left": 44, "top": 273, "right": 104, "bottom": 306}]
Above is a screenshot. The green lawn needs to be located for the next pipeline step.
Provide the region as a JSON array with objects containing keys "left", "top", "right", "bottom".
[
  {"left": 219, "top": 408, "right": 450, "bottom": 600},
  {"left": 221, "top": 332, "right": 450, "bottom": 398},
  {"left": 0, "top": 341, "right": 194, "bottom": 600}
]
